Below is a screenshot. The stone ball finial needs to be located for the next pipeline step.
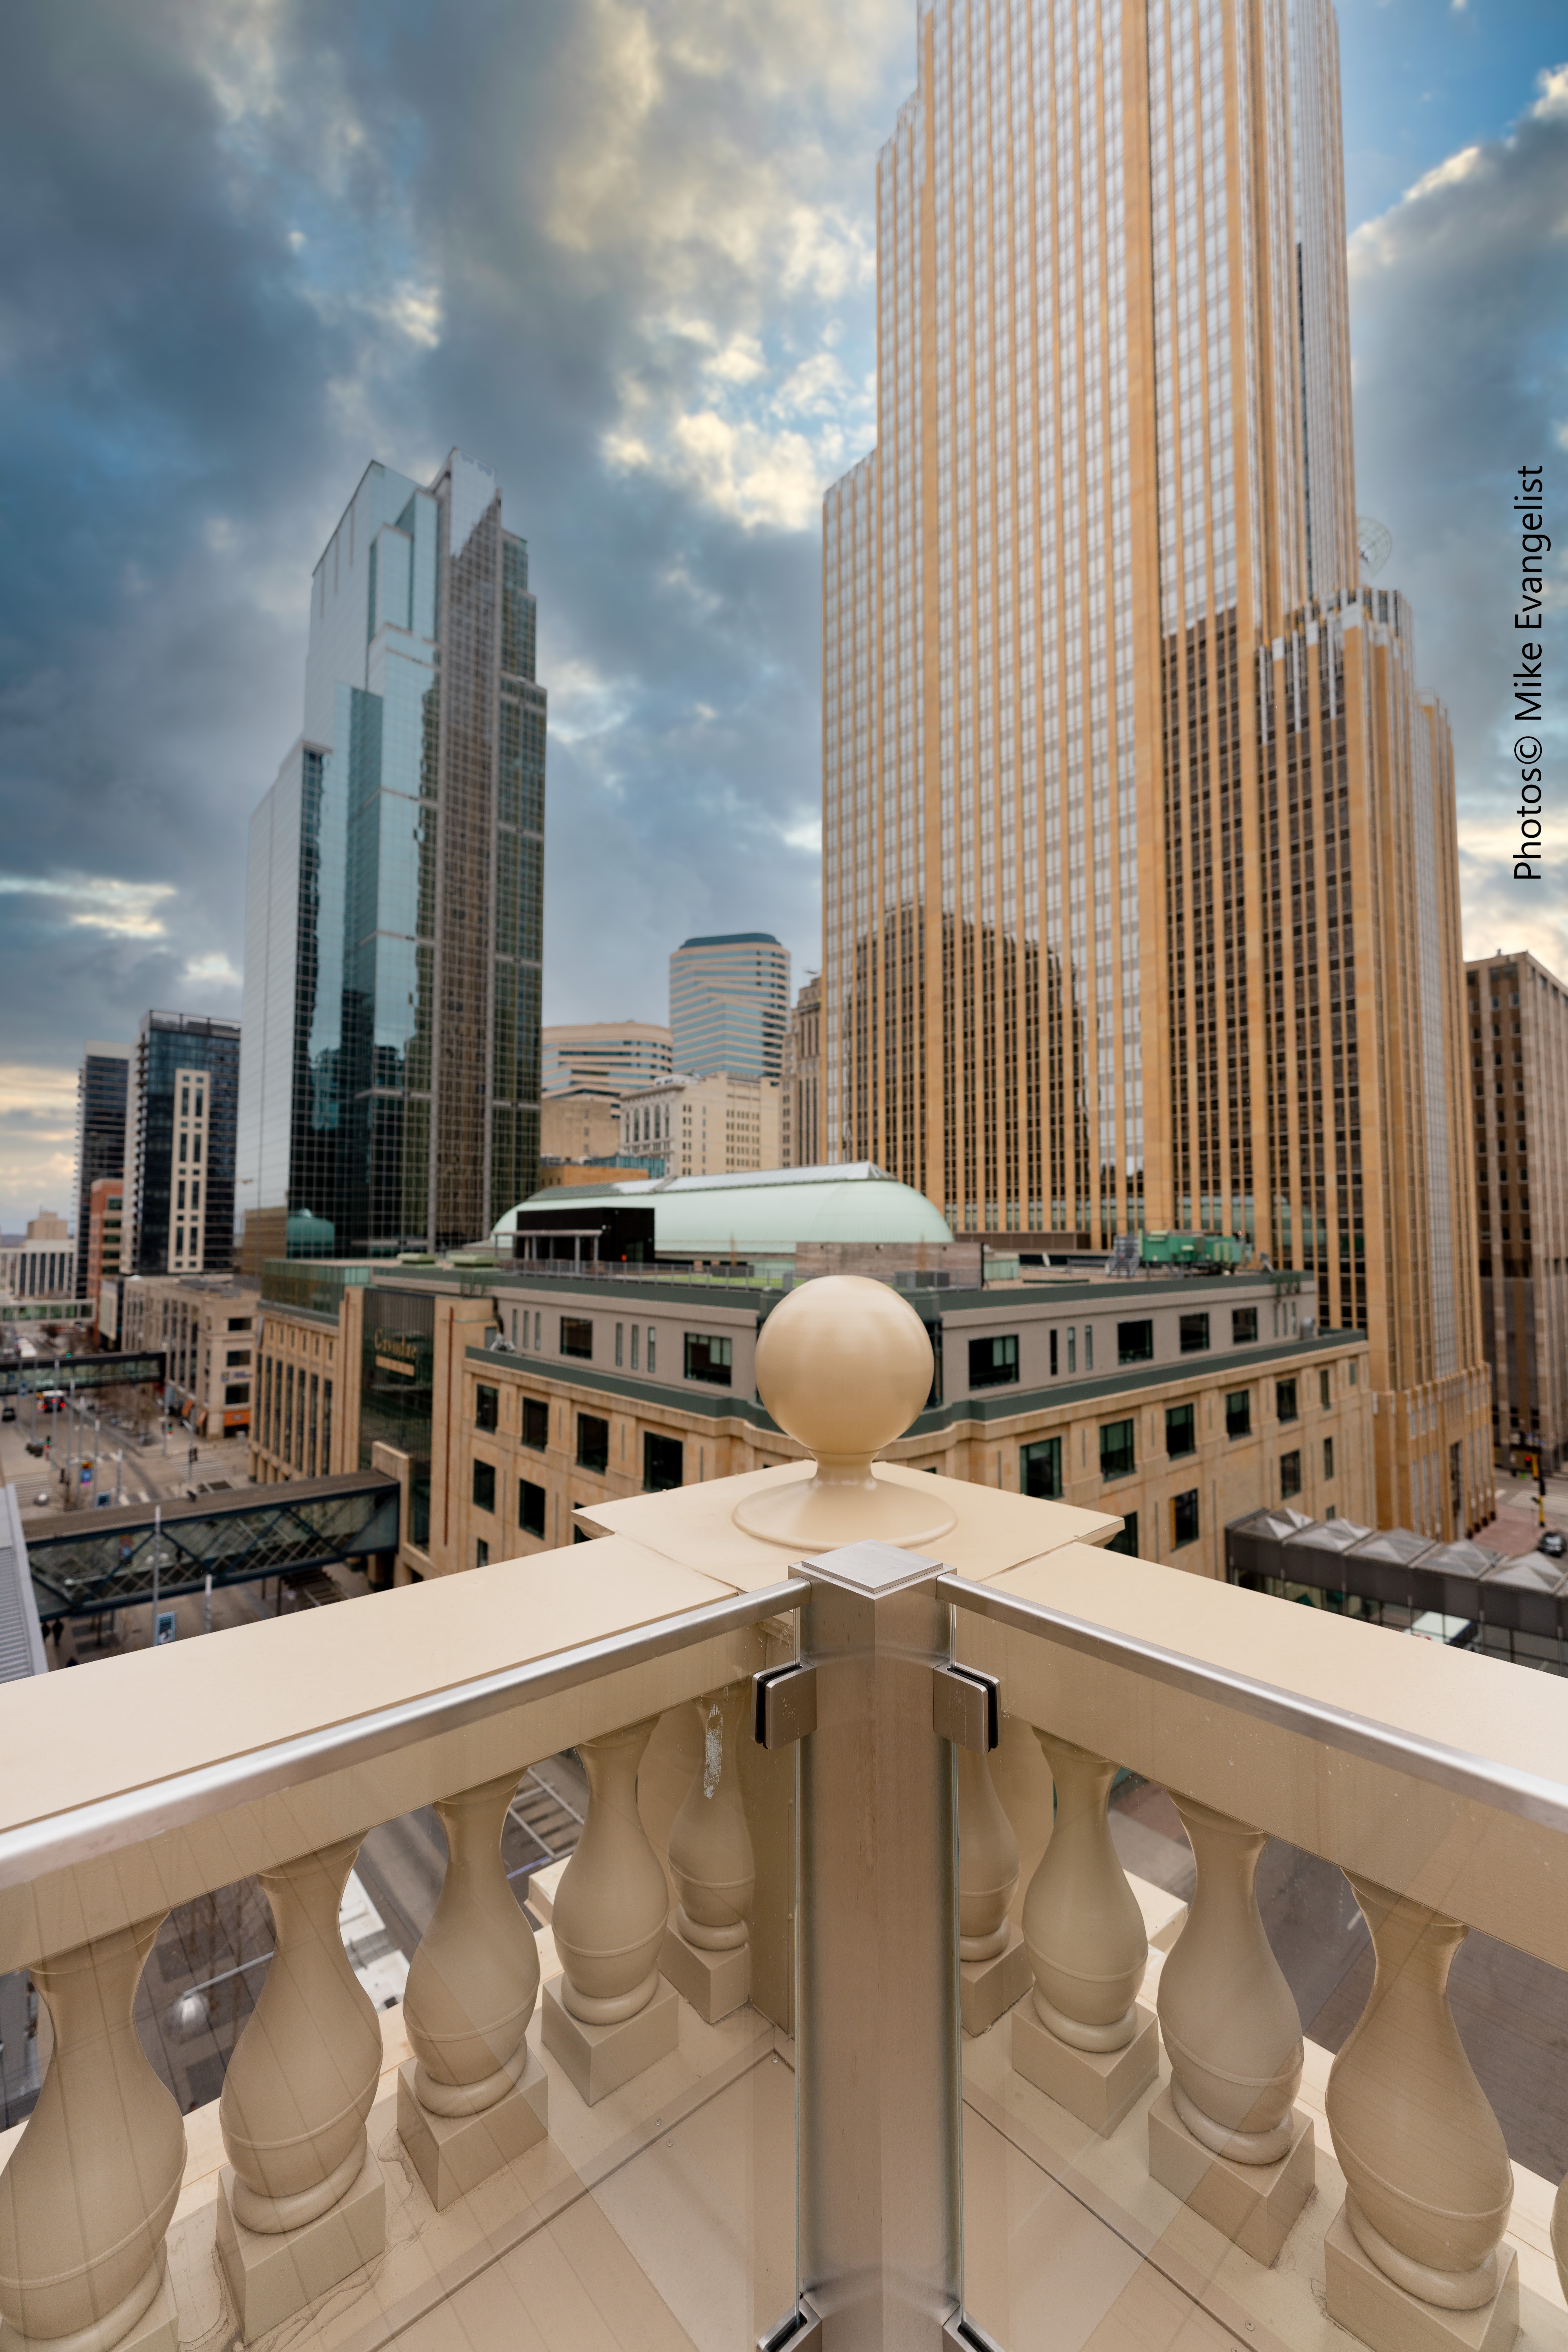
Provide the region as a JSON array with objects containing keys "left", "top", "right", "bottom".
[{"left": 732, "top": 1275, "right": 956, "bottom": 1550}]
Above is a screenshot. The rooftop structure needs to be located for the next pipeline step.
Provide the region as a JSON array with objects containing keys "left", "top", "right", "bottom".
[{"left": 498, "top": 1161, "right": 953, "bottom": 1263}]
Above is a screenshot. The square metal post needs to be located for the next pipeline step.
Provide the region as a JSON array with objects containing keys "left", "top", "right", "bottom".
[{"left": 795, "top": 1541, "right": 960, "bottom": 2351}]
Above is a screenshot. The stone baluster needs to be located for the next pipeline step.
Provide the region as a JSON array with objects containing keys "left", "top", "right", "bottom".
[
  {"left": 1158, "top": 1798, "right": 1302, "bottom": 2158},
  {"left": 1551, "top": 2174, "right": 1568, "bottom": 2301},
  {"left": 1148, "top": 1797, "right": 1314, "bottom": 2263},
  {"left": 544, "top": 1717, "right": 678, "bottom": 2103},
  {"left": 1022, "top": 1733, "right": 1146, "bottom": 2046},
  {"left": 0, "top": 1917, "right": 185, "bottom": 2352},
  {"left": 397, "top": 1772, "right": 547, "bottom": 2208},
  {"left": 1325, "top": 1878, "right": 1515, "bottom": 2336},
  {"left": 956, "top": 1744, "right": 1019, "bottom": 1964},
  {"left": 663, "top": 1688, "right": 757, "bottom": 2022},
  {"left": 217, "top": 1837, "right": 385, "bottom": 2332},
  {"left": 669, "top": 1686, "right": 755, "bottom": 1950},
  {"left": 1011, "top": 1732, "right": 1157, "bottom": 2132}
]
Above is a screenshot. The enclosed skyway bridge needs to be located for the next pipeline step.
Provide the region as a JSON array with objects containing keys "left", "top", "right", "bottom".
[{"left": 20, "top": 1469, "right": 399, "bottom": 1622}]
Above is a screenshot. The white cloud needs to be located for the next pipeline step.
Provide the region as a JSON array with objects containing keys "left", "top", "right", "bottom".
[{"left": 0, "top": 873, "right": 176, "bottom": 939}]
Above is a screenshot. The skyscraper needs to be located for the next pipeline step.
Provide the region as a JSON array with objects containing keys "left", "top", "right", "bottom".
[
  {"left": 669, "top": 933, "right": 790, "bottom": 1081},
  {"left": 238, "top": 451, "right": 546, "bottom": 1265},
  {"left": 128, "top": 1011, "right": 241, "bottom": 1276},
  {"left": 821, "top": 0, "right": 1486, "bottom": 1533},
  {"left": 71, "top": 1041, "right": 129, "bottom": 1300}
]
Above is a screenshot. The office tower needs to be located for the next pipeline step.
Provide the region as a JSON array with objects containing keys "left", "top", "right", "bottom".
[
  {"left": 782, "top": 976, "right": 822, "bottom": 1167},
  {"left": 71, "top": 1042, "right": 130, "bottom": 1299},
  {"left": 820, "top": 0, "right": 1486, "bottom": 1532},
  {"left": 542, "top": 1023, "right": 673, "bottom": 1100},
  {"left": 622, "top": 1070, "right": 782, "bottom": 1178},
  {"left": 238, "top": 450, "right": 546, "bottom": 1268},
  {"left": 1467, "top": 952, "right": 1568, "bottom": 1475},
  {"left": 128, "top": 1011, "right": 241, "bottom": 1276},
  {"left": 668, "top": 934, "right": 790, "bottom": 1081}
]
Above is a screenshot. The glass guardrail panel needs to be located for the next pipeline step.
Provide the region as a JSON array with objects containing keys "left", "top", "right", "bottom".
[{"left": 955, "top": 1685, "right": 1568, "bottom": 2352}]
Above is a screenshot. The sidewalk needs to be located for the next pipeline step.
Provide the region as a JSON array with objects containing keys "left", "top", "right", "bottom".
[
  {"left": 0, "top": 1398, "right": 253, "bottom": 1527},
  {"left": 1474, "top": 1465, "right": 1568, "bottom": 1558}
]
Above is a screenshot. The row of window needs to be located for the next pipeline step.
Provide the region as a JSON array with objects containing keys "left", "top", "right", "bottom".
[
  {"left": 968, "top": 1306, "right": 1267, "bottom": 1390},
  {"left": 258, "top": 1356, "right": 333, "bottom": 1477},
  {"left": 472, "top": 1425, "right": 686, "bottom": 1526},
  {"left": 1020, "top": 1411, "right": 1336, "bottom": 1494},
  {"left": 508, "top": 1315, "right": 735, "bottom": 1387}
]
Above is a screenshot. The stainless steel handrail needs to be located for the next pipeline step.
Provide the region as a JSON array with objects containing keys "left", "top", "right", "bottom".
[
  {"left": 940, "top": 1572, "right": 1568, "bottom": 1836},
  {"left": 0, "top": 1578, "right": 804, "bottom": 1891}
]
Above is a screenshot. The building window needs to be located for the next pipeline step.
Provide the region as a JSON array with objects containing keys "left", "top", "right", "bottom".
[
  {"left": 1171, "top": 1490, "right": 1200, "bottom": 1549},
  {"left": 473, "top": 1459, "right": 496, "bottom": 1513},
  {"left": 1349, "top": 1363, "right": 1357, "bottom": 1385},
  {"left": 648, "top": 1327, "right": 657, "bottom": 1374},
  {"left": 519, "top": 1478, "right": 546, "bottom": 1538},
  {"left": 476, "top": 1539, "right": 489, "bottom": 1567},
  {"left": 475, "top": 1383, "right": 499, "bottom": 1432},
  {"left": 969, "top": 1334, "right": 1019, "bottom": 1390},
  {"left": 631, "top": 1325, "right": 641, "bottom": 1370},
  {"left": 1100, "top": 1419, "right": 1135, "bottom": 1481},
  {"left": 322, "top": 1378, "right": 332, "bottom": 1471},
  {"left": 1020, "top": 1436, "right": 1062, "bottom": 1498},
  {"left": 1118, "top": 1320, "right": 1154, "bottom": 1365},
  {"left": 1049, "top": 1328, "right": 1058, "bottom": 1376},
  {"left": 1085, "top": 1327, "right": 1094, "bottom": 1371},
  {"left": 561, "top": 1318, "right": 593, "bottom": 1360},
  {"left": 685, "top": 1333, "right": 733, "bottom": 1386},
  {"left": 224, "top": 1383, "right": 249, "bottom": 1406},
  {"left": 1166, "top": 1402, "right": 1196, "bottom": 1458},
  {"left": 576, "top": 1413, "right": 610, "bottom": 1473},
  {"left": 1319, "top": 1367, "right": 1332, "bottom": 1408},
  {"left": 615, "top": 1323, "right": 624, "bottom": 1367},
  {"left": 1106, "top": 1514, "right": 1140, "bottom": 1557},
  {"left": 1324, "top": 1436, "right": 1335, "bottom": 1480},
  {"left": 1180, "top": 1312, "right": 1210, "bottom": 1354},
  {"left": 1276, "top": 1379, "right": 1298, "bottom": 1423},
  {"left": 644, "top": 1430, "right": 683, "bottom": 1491},
  {"left": 1232, "top": 1308, "right": 1258, "bottom": 1345},
  {"left": 522, "top": 1397, "right": 549, "bottom": 1450},
  {"left": 1067, "top": 1328, "right": 1076, "bottom": 1374},
  {"left": 1226, "top": 1391, "right": 1252, "bottom": 1440},
  {"left": 225, "top": 1348, "right": 249, "bottom": 1368},
  {"left": 1280, "top": 1450, "right": 1302, "bottom": 1499}
]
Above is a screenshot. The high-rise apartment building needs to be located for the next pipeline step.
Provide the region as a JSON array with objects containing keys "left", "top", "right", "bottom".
[
  {"left": 238, "top": 451, "right": 546, "bottom": 1268},
  {"left": 128, "top": 1011, "right": 241, "bottom": 1276},
  {"left": 541, "top": 1023, "right": 672, "bottom": 1101},
  {"left": 668, "top": 934, "right": 789, "bottom": 1081},
  {"left": 821, "top": 0, "right": 1485, "bottom": 1533},
  {"left": 782, "top": 975, "right": 822, "bottom": 1167},
  {"left": 1467, "top": 951, "right": 1568, "bottom": 1474},
  {"left": 71, "top": 1042, "right": 130, "bottom": 1300}
]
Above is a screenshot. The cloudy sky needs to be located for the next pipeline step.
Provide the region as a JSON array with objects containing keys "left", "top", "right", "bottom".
[{"left": 0, "top": 0, "right": 1563, "bottom": 1232}]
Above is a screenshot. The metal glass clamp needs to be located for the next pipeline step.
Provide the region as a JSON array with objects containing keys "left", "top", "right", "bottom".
[
  {"left": 753, "top": 1660, "right": 818, "bottom": 1749},
  {"left": 758, "top": 2298, "right": 822, "bottom": 2352},
  {"left": 931, "top": 1662, "right": 1000, "bottom": 1754}
]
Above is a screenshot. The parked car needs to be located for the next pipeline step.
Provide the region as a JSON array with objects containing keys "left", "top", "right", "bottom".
[
  {"left": 1541, "top": 1529, "right": 1566, "bottom": 1559},
  {"left": 1, "top": 1404, "right": 15, "bottom": 1422}
]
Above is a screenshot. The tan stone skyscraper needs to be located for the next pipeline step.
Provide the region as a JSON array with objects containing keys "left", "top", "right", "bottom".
[{"left": 822, "top": 0, "right": 1488, "bottom": 1532}]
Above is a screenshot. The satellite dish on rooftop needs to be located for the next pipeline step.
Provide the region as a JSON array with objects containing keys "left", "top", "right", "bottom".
[{"left": 1357, "top": 517, "right": 1392, "bottom": 580}]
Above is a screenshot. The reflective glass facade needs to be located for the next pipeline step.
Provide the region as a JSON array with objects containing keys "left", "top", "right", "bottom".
[
  {"left": 239, "top": 452, "right": 546, "bottom": 1261},
  {"left": 822, "top": 0, "right": 1487, "bottom": 1534},
  {"left": 668, "top": 933, "right": 790, "bottom": 1080},
  {"left": 72, "top": 1044, "right": 129, "bottom": 1298},
  {"left": 128, "top": 1013, "right": 240, "bottom": 1276}
]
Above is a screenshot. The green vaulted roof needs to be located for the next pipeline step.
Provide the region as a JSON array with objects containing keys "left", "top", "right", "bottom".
[{"left": 494, "top": 1163, "right": 953, "bottom": 1256}]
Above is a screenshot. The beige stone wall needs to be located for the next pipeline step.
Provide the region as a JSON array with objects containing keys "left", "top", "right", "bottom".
[
  {"left": 541, "top": 1089, "right": 622, "bottom": 1161},
  {"left": 250, "top": 1305, "right": 341, "bottom": 1480}
]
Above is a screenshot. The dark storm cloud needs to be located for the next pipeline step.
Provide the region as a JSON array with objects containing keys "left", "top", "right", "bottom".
[
  {"left": 0, "top": 0, "right": 906, "bottom": 1217},
  {"left": 1348, "top": 67, "right": 1568, "bottom": 972}
]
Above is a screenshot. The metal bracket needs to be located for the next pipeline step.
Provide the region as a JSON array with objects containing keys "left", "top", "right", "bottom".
[
  {"left": 754, "top": 1660, "right": 818, "bottom": 1750},
  {"left": 759, "top": 2300, "right": 823, "bottom": 2352},
  {"left": 931, "top": 1662, "right": 1000, "bottom": 1754},
  {"left": 943, "top": 2309, "right": 1006, "bottom": 2352}
]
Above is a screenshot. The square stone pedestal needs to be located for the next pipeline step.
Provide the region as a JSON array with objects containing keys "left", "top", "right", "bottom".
[
  {"left": 1148, "top": 2086, "right": 1314, "bottom": 2265},
  {"left": 960, "top": 1923, "right": 1031, "bottom": 2038},
  {"left": 1011, "top": 1998, "right": 1159, "bottom": 2135},
  {"left": 1325, "top": 2205, "right": 1519, "bottom": 2352},
  {"left": 97, "top": 2259, "right": 180, "bottom": 2352},
  {"left": 397, "top": 2048, "right": 549, "bottom": 2211},
  {"left": 661, "top": 1922, "right": 750, "bottom": 2024},
  {"left": 542, "top": 1973, "right": 679, "bottom": 2107},
  {"left": 216, "top": 2149, "right": 386, "bottom": 2340}
]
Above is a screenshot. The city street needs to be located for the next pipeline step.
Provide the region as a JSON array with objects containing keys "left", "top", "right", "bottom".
[{"left": 0, "top": 1387, "right": 254, "bottom": 1528}]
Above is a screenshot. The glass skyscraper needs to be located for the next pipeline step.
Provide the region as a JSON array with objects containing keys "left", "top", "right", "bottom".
[
  {"left": 129, "top": 1012, "right": 241, "bottom": 1276},
  {"left": 668, "top": 933, "right": 790, "bottom": 1081},
  {"left": 822, "top": 0, "right": 1486, "bottom": 1536},
  {"left": 238, "top": 451, "right": 546, "bottom": 1264},
  {"left": 72, "top": 1042, "right": 129, "bottom": 1299}
]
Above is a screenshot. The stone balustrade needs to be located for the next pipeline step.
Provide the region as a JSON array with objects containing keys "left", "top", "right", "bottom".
[{"left": 0, "top": 1276, "right": 1563, "bottom": 2352}]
